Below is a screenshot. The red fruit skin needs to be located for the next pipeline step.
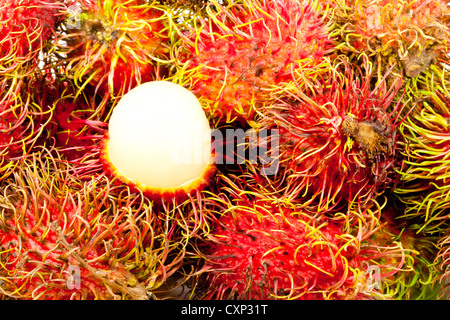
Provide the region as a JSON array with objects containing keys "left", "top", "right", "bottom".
[
  {"left": 34, "top": 73, "right": 108, "bottom": 161},
  {"left": 262, "top": 58, "right": 402, "bottom": 212},
  {"left": 0, "top": 156, "right": 151, "bottom": 300},
  {"left": 203, "top": 202, "right": 362, "bottom": 300},
  {"left": 329, "top": 0, "right": 450, "bottom": 77},
  {"left": 0, "top": 202, "right": 117, "bottom": 299},
  {"left": 176, "top": 0, "right": 334, "bottom": 121},
  {"left": 49, "top": 96, "right": 107, "bottom": 161},
  {"left": 51, "top": 100, "right": 94, "bottom": 159},
  {"left": 0, "top": 104, "right": 25, "bottom": 159},
  {"left": 65, "top": 0, "right": 170, "bottom": 97},
  {"left": 0, "top": 80, "right": 50, "bottom": 165},
  {"left": 0, "top": 0, "right": 60, "bottom": 73},
  {"left": 346, "top": 0, "right": 449, "bottom": 49}
]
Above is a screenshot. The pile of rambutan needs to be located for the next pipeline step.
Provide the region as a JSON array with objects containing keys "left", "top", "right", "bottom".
[{"left": 1, "top": 0, "right": 450, "bottom": 301}]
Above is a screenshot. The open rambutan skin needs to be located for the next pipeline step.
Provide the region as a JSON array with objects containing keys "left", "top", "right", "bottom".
[
  {"left": 330, "top": 0, "right": 450, "bottom": 79},
  {"left": 255, "top": 56, "right": 405, "bottom": 213},
  {"left": 172, "top": 0, "right": 335, "bottom": 122},
  {"left": 59, "top": 0, "right": 172, "bottom": 98},
  {"left": 0, "top": 0, "right": 63, "bottom": 77},
  {"left": 0, "top": 149, "right": 188, "bottom": 300},
  {"left": 99, "top": 131, "right": 217, "bottom": 204}
]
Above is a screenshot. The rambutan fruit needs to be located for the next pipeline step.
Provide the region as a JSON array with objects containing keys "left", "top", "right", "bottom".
[
  {"left": 255, "top": 56, "right": 405, "bottom": 213},
  {"left": 198, "top": 204, "right": 366, "bottom": 299},
  {"left": 0, "top": 149, "right": 187, "bottom": 300},
  {"left": 366, "top": 203, "right": 441, "bottom": 299},
  {"left": 330, "top": 0, "right": 450, "bottom": 79},
  {"left": 435, "top": 231, "right": 450, "bottom": 299},
  {"left": 190, "top": 173, "right": 411, "bottom": 300},
  {"left": 0, "top": 0, "right": 63, "bottom": 78},
  {"left": 172, "top": 0, "right": 334, "bottom": 122},
  {"left": 100, "top": 81, "right": 216, "bottom": 202},
  {"left": 59, "top": 0, "right": 172, "bottom": 98},
  {"left": 0, "top": 78, "right": 53, "bottom": 177},
  {"left": 394, "top": 87, "right": 450, "bottom": 234},
  {"left": 35, "top": 71, "right": 108, "bottom": 161}
]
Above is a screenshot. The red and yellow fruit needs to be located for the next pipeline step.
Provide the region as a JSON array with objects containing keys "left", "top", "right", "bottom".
[
  {"left": 367, "top": 204, "right": 441, "bottom": 299},
  {"left": 172, "top": 0, "right": 334, "bottom": 122},
  {"left": 394, "top": 86, "right": 450, "bottom": 234},
  {"left": 1, "top": 0, "right": 449, "bottom": 302},
  {"left": 331, "top": 0, "right": 450, "bottom": 79},
  {"left": 0, "top": 0, "right": 62, "bottom": 77},
  {"left": 202, "top": 203, "right": 365, "bottom": 299},
  {"left": 61, "top": 0, "right": 171, "bottom": 98},
  {"left": 0, "top": 150, "right": 185, "bottom": 300},
  {"left": 192, "top": 173, "right": 410, "bottom": 300},
  {"left": 255, "top": 56, "right": 404, "bottom": 213}
]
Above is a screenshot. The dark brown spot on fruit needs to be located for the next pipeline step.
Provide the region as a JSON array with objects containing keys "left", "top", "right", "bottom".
[
  {"left": 401, "top": 48, "right": 436, "bottom": 78},
  {"left": 255, "top": 65, "right": 264, "bottom": 77},
  {"left": 342, "top": 116, "right": 393, "bottom": 159}
]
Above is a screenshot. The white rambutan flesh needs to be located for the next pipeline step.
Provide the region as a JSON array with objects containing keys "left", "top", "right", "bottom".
[{"left": 102, "top": 81, "right": 215, "bottom": 199}]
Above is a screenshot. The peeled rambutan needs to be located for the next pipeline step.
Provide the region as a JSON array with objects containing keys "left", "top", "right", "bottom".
[
  {"left": 331, "top": 0, "right": 450, "bottom": 79},
  {"left": 59, "top": 0, "right": 172, "bottom": 98},
  {"left": 255, "top": 56, "right": 405, "bottom": 213},
  {"left": 0, "top": 149, "right": 186, "bottom": 300},
  {"left": 100, "top": 81, "right": 216, "bottom": 203},
  {"left": 172, "top": 0, "right": 334, "bottom": 122}
]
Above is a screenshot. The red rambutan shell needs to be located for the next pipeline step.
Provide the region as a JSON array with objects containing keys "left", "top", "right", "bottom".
[
  {"left": 0, "top": 150, "right": 177, "bottom": 300},
  {"left": 191, "top": 173, "right": 416, "bottom": 300},
  {"left": 257, "top": 57, "right": 404, "bottom": 212},
  {"left": 203, "top": 204, "right": 358, "bottom": 299},
  {"left": 0, "top": 0, "right": 62, "bottom": 76},
  {"left": 63, "top": 0, "right": 171, "bottom": 97},
  {"left": 331, "top": 0, "right": 450, "bottom": 77},
  {"left": 394, "top": 88, "right": 450, "bottom": 233},
  {"left": 174, "top": 0, "right": 334, "bottom": 121},
  {"left": 0, "top": 78, "right": 52, "bottom": 174},
  {"left": 36, "top": 73, "right": 109, "bottom": 161}
]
